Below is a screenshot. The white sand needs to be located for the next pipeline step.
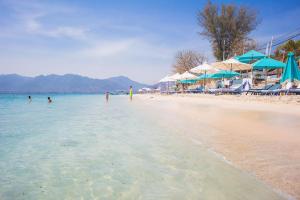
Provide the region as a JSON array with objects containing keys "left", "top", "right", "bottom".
[{"left": 135, "top": 94, "right": 300, "bottom": 199}]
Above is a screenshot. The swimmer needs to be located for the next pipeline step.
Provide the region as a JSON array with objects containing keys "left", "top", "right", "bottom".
[
  {"left": 28, "top": 95, "right": 32, "bottom": 103},
  {"left": 48, "top": 97, "right": 52, "bottom": 103}
]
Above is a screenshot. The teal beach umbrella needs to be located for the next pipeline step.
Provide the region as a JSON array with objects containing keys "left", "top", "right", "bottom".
[
  {"left": 281, "top": 52, "right": 300, "bottom": 83},
  {"left": 252, "top": 57, "right": 285, "bottom": 70},
  {"left": 195, "top": 73, "right": 214, "bottom": 89},
  {"left": 210, "top": 70, "right": 240, "bottom": 79},
  {"left": 236, "top": 50, "right": 265, "bottom": 63},
  {"left": 179, "top": 79, "right": 198, "bottom": 84},
  {"left": 196, "top": 73, "right": 213, "bottom": 80}
]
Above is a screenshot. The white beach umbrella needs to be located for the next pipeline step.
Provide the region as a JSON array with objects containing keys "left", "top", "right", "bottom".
[
  {"left": 159, "top": 75, "right": 175, "bottom": 83},
  {"left": 190, "top": 62, "right": 215, "bottom": 74},
  {"left": 179, "top": 71, "right": 197, "bottom": 80},
  {"left": 158, "top": 75, "right": 176, "bottom": 93},
  {"left": 212, "top": 57, "right": 252, "bottom": 71},
  {"left": 168, "top": 73, "right": 182, "bottom": 81}
]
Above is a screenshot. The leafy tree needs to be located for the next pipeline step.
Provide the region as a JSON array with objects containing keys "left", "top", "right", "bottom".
[
  {"left": 172, "top": 50, "right": 206, "bottom": 73},
  {"left": 197, "top": 1, "right": 258, "bottom": 60},
  {"left": 273, "top": 40, "right": 300, "bottom": 62}
]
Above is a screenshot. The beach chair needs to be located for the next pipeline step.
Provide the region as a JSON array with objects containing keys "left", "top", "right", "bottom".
[
  {"left": 207, "top": 88, "right": 222, "bottom": 94},
  {"left": 286, "top": 84, "right": 300, "bottom": 95},
  {"left": 287, "top": 89, "right": 300, "bottom": 95},
  {"left": 259, "top": 84, "right": 282, "bottom": 95},
  {"left": 246, "top": 84, "right": 273, "bottom": 95},
  {"left": 221, "top": 84, "right": 244, "bottom": 94},
  {"left": 186, "top": 86, "right": 204, "bottom": 93}
]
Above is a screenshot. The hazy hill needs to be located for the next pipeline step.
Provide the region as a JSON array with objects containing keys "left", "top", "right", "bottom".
[{"left": 0, "top": 74, "right": 150, "bottom": 93}]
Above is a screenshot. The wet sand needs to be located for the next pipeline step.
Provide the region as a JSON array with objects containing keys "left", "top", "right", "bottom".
[{"left": 136, "top": 94, "right": 300, "bottom": 199}]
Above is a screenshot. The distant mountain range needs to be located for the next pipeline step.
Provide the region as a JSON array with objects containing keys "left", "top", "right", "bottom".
[{"left": 0, "top": 74, "right": 150, "bottom": 94}]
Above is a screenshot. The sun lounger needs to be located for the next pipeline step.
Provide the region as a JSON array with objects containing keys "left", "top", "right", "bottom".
[
  {"left": 246, "top": 84, "right": 273, "bottom": 95},
  {"left": 221, "top": 84, "right": 243, "bottom": 94},
  {"left": 259, "top": 84, "right": 282, "bottom": 95},
  {"left": 161, "top": 90, "right": 176, "bottom": 94},
  {"left": 185, "top": 86, "right": 204, "bottom": 93},
  {"left": 207, "top": 88, "right": 222, "bottom": 94},
  {"left": 286, "top": 88, "right": 300, "bottom": 95},
  {"left": 207, "top": 83, "right": 243, "bottom": 95}
]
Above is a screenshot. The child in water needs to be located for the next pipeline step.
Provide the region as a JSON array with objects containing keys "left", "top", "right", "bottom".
[
  {"left": 129, "top": 86, "right": 133, "bottom": 101},
  {"left": 28, "top": 96, "right": 32, "bottom": 103}
]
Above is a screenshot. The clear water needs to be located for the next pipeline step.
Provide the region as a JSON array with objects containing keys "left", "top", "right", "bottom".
[{"left": 0, "top": 94, "right": 284, "bottom": 200}]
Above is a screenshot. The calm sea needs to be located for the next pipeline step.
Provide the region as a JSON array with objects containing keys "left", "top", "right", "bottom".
[{"left": 0, "top": 94, "right": 283, "bottom": 199}]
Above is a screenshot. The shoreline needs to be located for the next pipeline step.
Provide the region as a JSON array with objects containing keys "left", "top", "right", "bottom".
[{"left": 135, "top": 94, "right": 300, "bottom": 199}]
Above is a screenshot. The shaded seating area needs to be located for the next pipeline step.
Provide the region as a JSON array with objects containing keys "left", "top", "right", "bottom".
[{"left": 157, "top": 50, "right": 300, "bottom": 96}]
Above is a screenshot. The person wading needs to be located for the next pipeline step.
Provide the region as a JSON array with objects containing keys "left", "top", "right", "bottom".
[
  {"left": 105, "top": 92, "right": 109, "bottom": 102},
  {"left": 28, "top": 96, "right": 32, "bottom": 103},
  {"left": 129, "top": 86, "right": 133, "bottom": 101}
]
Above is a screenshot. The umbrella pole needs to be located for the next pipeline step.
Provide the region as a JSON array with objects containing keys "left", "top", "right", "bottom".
[
  {"left": 251, "top": 68, "right": 254, "bottom": 86},
  {"left": 265, "top": 69, "right": 267, "bottom": 86},
  {"left": 204, "top": 70, "right": 206, "bottom": 90},
  {"left": 167, "top": 81, "right": 169, "bottom": 94}
]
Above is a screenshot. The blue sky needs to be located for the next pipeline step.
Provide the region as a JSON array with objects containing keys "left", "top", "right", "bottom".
[{"left": 0, "top": 0, "right": 299, "bottom": 83}]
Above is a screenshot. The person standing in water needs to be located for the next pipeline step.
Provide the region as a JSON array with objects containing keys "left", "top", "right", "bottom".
[
  {"left": 28, "top": 96, "right": 32, "bottom": 103},
  {"left": 48, "top": 97, "right": 52, "bottom": 103},
  {"left": 105, "top": 92, "right": 109, "bottom": 102},
  {"left": 129, "top": 86, "right": 133, "bottom": 101}
]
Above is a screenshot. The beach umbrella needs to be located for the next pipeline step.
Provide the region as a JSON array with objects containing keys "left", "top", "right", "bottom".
[
  {"left": 158, "top": 75, "right": 176, "bottom": 93},
  {"left": 236, "top": 50, "right": 265, "bottom": 63},
  {"left": 195, "top": 73, "right": 215, "bottom": 89},
  {"left": 179, "top": 71, "right": 197, "bottom": 80},
  {"left": 252, "top": 57, "right": 285, "bottom": 86},
  {"left": 168, "top": 73, "right": 182, "bottom": 81},
  {"left": 281, "top": 52, "right": 300, "bottom": 84},
  {"left": 158, "top": 75, "right": 175, "bottom": 83},
  {"left": 190, "top": 62, "right": 218, "bottom": 88},
  {"left": 190, "top": 62, "right": 215, "bottom": 74},
  {"left": 179, "top": 79, "right": 198, "bottom": 84},
  {"left": 197, "top": 73, "right": 214, "bottom": 80},
  {"left": 210, "top": 70, "right": 240, "bottom": 79},
  {"left": 177, "top": 71, "right": 197, "bottom": 92},
  {"left": 252, "top": 57, "right": 285, "bottom": 70},
  {"left": 212, "top": 57, "right": 252, "bottom": 71}
]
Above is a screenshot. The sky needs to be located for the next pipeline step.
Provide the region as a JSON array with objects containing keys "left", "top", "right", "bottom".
[{"left": 0, "top": 0, "right": 300, "bottom": 84}]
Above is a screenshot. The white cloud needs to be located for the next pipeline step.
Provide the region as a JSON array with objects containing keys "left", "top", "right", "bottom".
[
  {"left": 81, "top": 39, "right": 138, "bottom": 57},
  {"left": 1, "top": 0, "right": 87, "bottom": 40},
  {"left": 78, "top": 36, "right": 176, "bottom": 60}
]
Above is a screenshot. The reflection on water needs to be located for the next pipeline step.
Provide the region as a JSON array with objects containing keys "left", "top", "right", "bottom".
[{"left": 0, "top": 95, "right": 284, "bottom": 199}]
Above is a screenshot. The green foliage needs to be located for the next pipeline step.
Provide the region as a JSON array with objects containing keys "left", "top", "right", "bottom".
[
  {"left": 197, "top": 1, "right": 258, "bottom": 60},
  {"left": 273, "top": 40, "right": 300, "bottom": 62}
]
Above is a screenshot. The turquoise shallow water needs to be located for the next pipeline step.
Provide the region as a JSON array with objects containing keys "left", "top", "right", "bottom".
[{"left": 0, "top": 94, "right": 284, "bottom": 200}]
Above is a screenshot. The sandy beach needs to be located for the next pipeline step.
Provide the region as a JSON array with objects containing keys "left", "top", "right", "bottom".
[{"left": 135, "top": 94, "right": 300, "bottom": 199}]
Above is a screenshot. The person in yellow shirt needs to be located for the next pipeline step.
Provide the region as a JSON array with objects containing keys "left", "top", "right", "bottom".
[{"left": 129, "top": 86, "right": 133, "bottom": 101}]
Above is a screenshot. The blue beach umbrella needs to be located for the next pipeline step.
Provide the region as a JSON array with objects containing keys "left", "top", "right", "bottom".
[
  {"left": 196, "top": 73, "right": 213, "bottom": 80},
  {"left": 236, "top": 50, "right": 265, "bottom": 63},
  {"left": 252, "top": 57, "right": 285, "bottom": 85},
  {"left": 210, "top": 70, "right": 240, "bottom": 79},
  {"left": 179, "top": 79, "right": 198, "bottom": 84},
  {"left": 196, "top": 73, "right": 215, "bottom": 89},
  {"left": 281, "top": 52, "right": 300, "bottom": 83},
  {"left": 252, "top": 57, "right": 285, "bottom": 70}
]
